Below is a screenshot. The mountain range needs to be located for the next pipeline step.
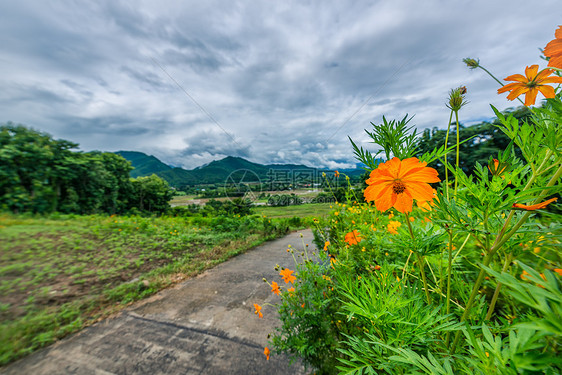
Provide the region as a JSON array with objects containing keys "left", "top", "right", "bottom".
[{"left": 115, "top": 151, "right": 365, "bottom": 188}]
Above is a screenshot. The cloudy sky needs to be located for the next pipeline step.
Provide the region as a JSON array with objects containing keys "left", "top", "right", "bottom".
[{"left": 1, "top": 1, "right": 560, "bottom": 169}]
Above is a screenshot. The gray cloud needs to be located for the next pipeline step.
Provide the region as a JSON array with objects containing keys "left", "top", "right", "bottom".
[{"left": 0, "top": 0, "right": 561, "bottom": 170}]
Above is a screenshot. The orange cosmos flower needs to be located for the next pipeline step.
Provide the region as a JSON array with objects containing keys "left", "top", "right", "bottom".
[
  {"left": 324, "top": 241, "right": 330, "bottom": 251},
  {"left": 335, "top": 170, "right": 340, "bottom": 177},
  {"left": 344, "top": 230, "right": 362, "bottom": 245},
  {"left": 544, "top": 25, "right": 562, "bottom": 69},
  {"left": 253, "top": 303, "right": 263, "bottom": 318},
  {"left": 271, "top": 281, "right": 280, "bottom": 295},
  {"left": 264, "top": 347, "right": 270, "bottom": 360},
  {"left": 554, "top": 268, "right": 562, "bottom": 276},
  {"left": 287, "top": 287, "right": 295, "bottom": 293},
  {"left": 497, "top": 65, "right": 562, "bottom": 106},
  {"left": 512, "top": 197, "right": 557, "bottom": 211},
  {"left": 280, "top": 268, "right": 296, "bottom": 284},
  {"left": 364, "top": 157, "right": 440, "bottom": 213}
]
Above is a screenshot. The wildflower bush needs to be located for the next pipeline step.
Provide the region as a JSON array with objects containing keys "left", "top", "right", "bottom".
[{"left": 255, "top": 26, "right": 562, "bottom": 374}]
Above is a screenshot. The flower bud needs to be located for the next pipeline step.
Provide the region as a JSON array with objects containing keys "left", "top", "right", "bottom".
[
  {"left": 447, "top": 86, "right": 468, "bottom": 111},
  {"left": 463, "top": 57, "right": 480, "bottom": 69}
]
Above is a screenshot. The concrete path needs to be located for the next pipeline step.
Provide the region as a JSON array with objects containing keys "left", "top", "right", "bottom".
[{"left": 2, "top": 230, "right": 314, "bottom": 375}]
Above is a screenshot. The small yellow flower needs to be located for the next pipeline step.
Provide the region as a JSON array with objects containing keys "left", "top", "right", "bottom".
[{"left": 387, "top": 220, "right": 402, "bottom": 235}]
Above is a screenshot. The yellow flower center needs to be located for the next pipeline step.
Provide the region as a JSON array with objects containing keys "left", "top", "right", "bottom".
[{"left": 392, "top": 181, "right": 406, "bottom": 194}]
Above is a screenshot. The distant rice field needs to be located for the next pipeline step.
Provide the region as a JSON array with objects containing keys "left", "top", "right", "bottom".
[{"left": 254, "top": 203, "right": 333, "bottom": 218}]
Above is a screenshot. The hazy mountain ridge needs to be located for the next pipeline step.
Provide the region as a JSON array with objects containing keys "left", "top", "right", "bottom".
[{"left": 115, "top": 152, "right": 364, "bottom": 187}]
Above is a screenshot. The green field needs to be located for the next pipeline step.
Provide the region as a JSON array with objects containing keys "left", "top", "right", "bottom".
[
  {"left": 254, "top": 203, "right": 333, "bottom": 218},
  {"left": 0, "top": 213, "right": 298, "bottom": 366}
]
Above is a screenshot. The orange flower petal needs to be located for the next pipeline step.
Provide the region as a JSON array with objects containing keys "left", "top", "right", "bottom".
[
  {"left": 393, "top": 190, "right": 414, "bottom": 213},
  {"left": 404, "top": 181, "right": 435, "bottom": 202},
  {"left": 505, "top": 85, "right": 529, "bottom": 101},
  {"left": 524, "top": 88, "right": 539, "bottom": 106},
  {"left": 502, "top": 73, "right": 528, "bottom": 84},
  {"left": 524, "top": 65, "right": 539, "bottom": 80},
  {"left": 512, "top": 197, "right": 557, "bottom": 210},
  {"left": 534, "top": 68, "right": 555, "bottom": 81},
  {"left": 545, "top": 39, "right": 562, "bottom": 55},
  {"left": 498, "top": 82, "right": 524, "bottom": 94},
  {"left": 539, "top": 76, "right": 562, "bottom": 85},
  {"left": 548, "top": 55, "right": 562, "bottom": 69},
  {"left": 537, "top": 84, "right": 556, "bottom": 99},
  {"left": 555, "top": 25, "right": 562, "bottom": 39},
  {"left": 374, "top": 190, "right": 395, "bottom": 212}
]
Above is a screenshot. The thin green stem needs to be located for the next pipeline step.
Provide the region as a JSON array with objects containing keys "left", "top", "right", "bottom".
[
  {"left": 405, "top": 213, "right": 431, "bottom": 304},
  {"left": 323, "top": 173, "right": 336, "bottom": 202},
  {"left": 444, "top": 229, "right": 453, "bottom": 346},
  {"left": 477, "top": 65, "right": 525, "bottom": 106},
  {"left": 450, "top": 250, "right": 495, "bottom": 353},
  {"left": 485, "top": 253, "right": 512, "bottom": 320},
  {"left": 454, "top": 109, "right": 460, "bottom": 196},
  {"left": 444, "top": 111, "right": 454, "bottom": 200},
  {"left": 417, "top": 253, "right": 431, "bottom": 305}
]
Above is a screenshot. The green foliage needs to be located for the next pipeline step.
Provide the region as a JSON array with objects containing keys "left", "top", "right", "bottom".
[
  {"left": 416, "top": 107, "right": 531, "bottom": 177},
  {"left": 270, "top": 247, "right": 342, "bottom": 374},
  {"left": 350, "top": 115, "right": 419, "bottom": 169}
]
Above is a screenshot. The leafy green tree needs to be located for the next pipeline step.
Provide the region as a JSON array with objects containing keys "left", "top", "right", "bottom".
[
  {"left": 0, "top": 124, "right": 77, "bottom": 213},
  {"left": 0, "top": 123, "right": 140, "bottom": 215},
  {"left": 129, "top": 174, "right": 173, "bottom": 214}
]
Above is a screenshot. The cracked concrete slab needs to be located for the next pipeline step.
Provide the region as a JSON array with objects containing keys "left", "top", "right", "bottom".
[{"left": 1, "top": 230, "right": 314, "bottom": 375}]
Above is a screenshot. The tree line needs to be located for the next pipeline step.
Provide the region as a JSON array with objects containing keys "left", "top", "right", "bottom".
[
  {"left": 414, "top": 106, "right": 531, "bottom": 177},
  {"left": 0, "top": 123, "right": 173, "bottom": 215}
]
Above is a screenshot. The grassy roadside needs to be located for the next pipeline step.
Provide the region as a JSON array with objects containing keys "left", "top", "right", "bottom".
[{"left": 0, "top": 212, "right": 301, "bottom": 366}]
